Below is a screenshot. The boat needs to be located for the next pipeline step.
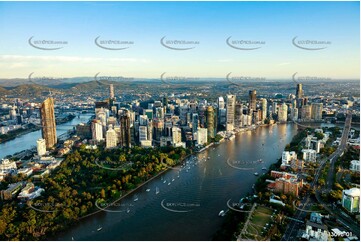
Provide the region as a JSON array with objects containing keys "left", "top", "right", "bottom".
[
  {"left": 97, "top": 227, "right": 102, "bottom": 232},
  {"left": 155, "top": 187, "right": 159, "bottom": 194},
  {"left": 258, "top": 159, "right": 263, "bottom": 163},
  {"left": 168, "top": 182, "right": 171, "bottom": 185},
  {"left": 72, "top": 237, "right": 74, "bottom": 241},
  {"left": 262, "top": 167, "right": 267, "bottom": 170},
  {"left": 146, "top": 189, "right": 150, "bottom": 192},
  {"left": 218, "top": 210, "right": 225, "bottom": 217},
  {"left": 172, "top": 178, "right": 175, "bottom": 182},
  {"left": 163, "top": 180, "right": 166, "bottom": 183},
  {"left": 126, "top": 208, "right": 130, "bottom": 213},
  {"left": 133, "top": 196, "right": 138, "bottom": 202},
  {"left": 254, "top": 172, "right": 259, "bottom": 176}
]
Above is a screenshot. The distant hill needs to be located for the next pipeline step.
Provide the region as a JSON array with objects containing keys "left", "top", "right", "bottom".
[
  {"left": 0, "top": 86, "right": 10, "bottom": 95},
  {"left": 8, "top": 84, "right": 63, "bottom": 96}
]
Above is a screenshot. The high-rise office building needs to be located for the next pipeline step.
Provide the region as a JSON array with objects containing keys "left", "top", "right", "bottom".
[
  {"left": 296, "top": 83, "right": 303, "bottom": 99},
  {"left": 311, "top": 103, "right": 323, "bottom": 121},
  {"left": 249, "top": 90, "right": 257, "bottom": 110},
  {"left": 206, "top": 106, "right": 215, "bottom": 139},
  {"left": 261, "top": 98, "right": 268, "bottom": 122},
  {"left": 192, "top": 113, "right": 199, "bottom": 140},
  {"left": 109, "top": 84, "right": 114, "bottom": 100},
  {"left": 36, "top": 138, "right": 46, "bottom": 157},
  {"left": 278, "top": 103, "right": 288, "bottom": 122},
  {"left": 218, "top": 96, "right": 225, "bottom": 109},
  {"left": 301, "top": 105, "right": 312, "bottom": 121},
  {"left": 120, "top": 111, "right": 131, "bottom": 148},
  {"left": 272, "top": 101, "right": 278, "bottom": 114},
  {"left": 91, "top": 120, "right": 104, "bottom": 141},
  {"left": 226, "top": 94, "right": 236, "bottom": 131},
  {"left": 40, "top": 97, "right": 57, "bottom": 149},
  {"left": 106, "top": 125, "right": 117, "bottom": 148}
]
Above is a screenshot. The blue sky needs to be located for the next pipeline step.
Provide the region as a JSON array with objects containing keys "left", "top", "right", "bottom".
[{"left": 0, "top": 1, "right": 359, "bottom": 79}]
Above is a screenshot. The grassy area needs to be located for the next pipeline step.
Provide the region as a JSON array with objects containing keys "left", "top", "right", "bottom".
[{"left": 243, "top": 206, "right": 273, "bottom": 240}]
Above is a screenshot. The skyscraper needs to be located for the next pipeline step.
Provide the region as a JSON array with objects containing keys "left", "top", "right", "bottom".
[
  {"left": 40, "top": 97, "right": 57, "bottom": 149},
  {"left": 91, "top": 119, "right": 104, "bottom": 141},
  {"left": 120, "top": 110, "right": 131, "bottom": 148},
  {"left": 261, "top": 98, "right": 268, "bottom": 122},
  {"left": 206, "top": 106, "right": 215, "bottom": 139},
  {"left": 249, "top": 90, "right": 257, "bottom": 110},
  {"left": 296, "top": 83, "right": 303, "bottom": 99},
  {"left": 109, "top": 84, "right": 114, "bottom": 100},
  {"left": 311, "top": 103, "right": 323, "bottom": 121},
  {"left": 226, "top": 94, "right": 236, "bottom": 131},
  {"left": 192, "top": 113, "right": 199, "bottom": 140},
  {"left": 278, "top": 103, "right": 288, "bottom": 122},
  {"left": 106, "top": 125, "right": 117, "bottom": 148}
]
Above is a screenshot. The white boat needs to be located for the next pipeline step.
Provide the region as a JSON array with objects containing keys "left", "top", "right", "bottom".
[
  {"left": 262, "top": 167, "right": 267, "bottom": 170},
  {"left": 254, "top": 172, "right": 259, "bottom": 176},
  {"left": 97, "top": 227, "right": 102, "bottom": 232},
  {"left": 163, "top": 180, "right": 166, "bottom": 183},
  {"left": 168, "top": 182, "right": 171, "bottom": 185},
  {"left": 155, "top": 187, "right": 159, "bottom": 194},
  {"left": 172, "top": 179, "right": 175, "bottom": 182},
  {"left": 127, "top": 208, "right": 130, "bottom": 213},
  {"left": 146, "top": 189, "right": 150, "bottom": 192},
  {"left": 134, "top": 196, "right": 138, "bottom": 202},
  {"left": 218, "top": 210, "right": 225, "bottom": 217}
]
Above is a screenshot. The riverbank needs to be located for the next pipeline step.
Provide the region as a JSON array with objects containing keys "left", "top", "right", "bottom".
[
  {"left": 0, "top": 114, "right": 76, "bottom": 145},
  {"left": 79, "top": 153, "right": 194, "bottom": 220}
]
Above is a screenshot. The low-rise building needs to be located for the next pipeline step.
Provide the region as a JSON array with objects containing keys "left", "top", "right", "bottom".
[
  {"left": 302, "top": 149, "right": 317, "bottom": 162},
  {"left": 1, "top": 182, "right": 23, "bottom": 200},
  {"left": 303, "top": 220, "right": 330, "bottom": 241}
]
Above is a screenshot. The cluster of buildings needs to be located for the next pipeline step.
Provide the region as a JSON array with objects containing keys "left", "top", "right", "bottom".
[
  {"left": 267, "top": 170, "right": 304, "bottom": 197},
  {"left": 70, "top": 83, "right": 326, "bottom": 151}
]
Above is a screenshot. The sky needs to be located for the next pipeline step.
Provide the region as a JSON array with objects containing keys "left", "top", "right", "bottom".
[{"left": 0, "top": 1, "right": 359, "bottom": 80}]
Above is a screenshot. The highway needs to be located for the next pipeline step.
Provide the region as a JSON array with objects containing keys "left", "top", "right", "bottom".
[{"left": 282, "top": 111, "right": 356, "bottom": 240}]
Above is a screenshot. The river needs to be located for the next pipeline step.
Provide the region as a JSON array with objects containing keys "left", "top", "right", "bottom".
[
  {"left": 0, "top": 114, "right": 93, "bottom": 159},
  {"left": 54, "top": 123, "right": 299, "bottom": 241}
]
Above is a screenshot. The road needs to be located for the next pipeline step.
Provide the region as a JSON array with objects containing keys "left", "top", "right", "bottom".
[
  {"left": 282, "top": 111, "right": 356, "bottom": 240},
  {"left": 315, "top": 111, "right": 359, "bottom": 237}
]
